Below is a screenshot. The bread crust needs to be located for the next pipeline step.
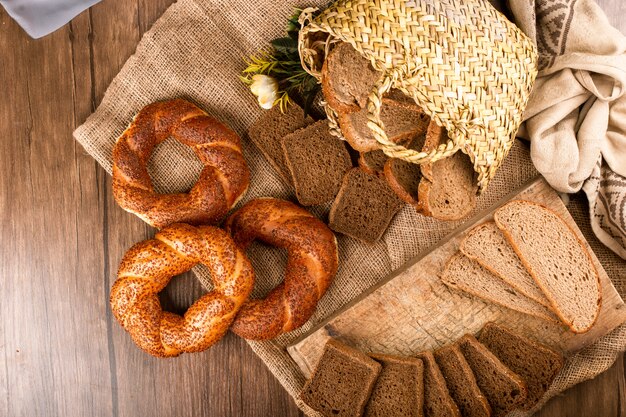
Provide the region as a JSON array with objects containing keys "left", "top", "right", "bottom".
[{"left": 494, "top": 200, "right": 602, "bottom": 333}]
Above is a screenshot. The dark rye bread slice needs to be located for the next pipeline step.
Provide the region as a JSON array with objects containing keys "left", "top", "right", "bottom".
[
  {"left": 338, "top": 98, "right": 430, "bottom": 152},
  {"left": 322, "top": 42, "right": 382, "bottom": 114},
  {"left": 479, "top": 322, "right": 563, "bottom": 410},
  {"left": 364, "top": 353, "right": 425, "bottom": 417},
  {"left": 418, "top": 122, "right": 477, "bottom": 220},
  {"left": 301, "top": 339, "right": 382, "bottom": 417},
  {"left": 441, "top": 252, "right": 559, "bottom": 323},
  {"left": 494, "top": 200, "right": 602, "bottom": 333},
  {"left": 329, "top": 168, "right": 404, "bottom": 243},
  {"left": 384, "top": 133, "right": 427, "bottom": 206},
  {"left": 460, "top": 222, "right": 553, "bottom": 309},
  {"left": 247, "top": 102, "right": 313, "bottom": 184},
  {"left": 434, "top": 344, "right": 491, "bottom": 417},
  {"left": 458, "top": 334, "right": 528, "bottom": 417},
  {"left": 414, "top": 351, "right": 461, "bottom": 417},
  {"left": 385, "top": 89, "right": 423, "bottom": 112},
  {"left": 359, "top": 150, "right": 389, "bottom": 177},
  {"left": 282, "top": 120, "right": 353, "bottom": 206}
]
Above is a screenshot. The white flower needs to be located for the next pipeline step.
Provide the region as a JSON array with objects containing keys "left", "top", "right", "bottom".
[{"left": 250, "top": 74, "right": 278, "bottom": 110}]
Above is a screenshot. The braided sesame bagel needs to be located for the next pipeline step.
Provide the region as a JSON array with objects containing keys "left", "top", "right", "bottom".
[
  {"left": 112, "top": 99, "right": 249, "bottom": 228},
  {"left": 224, "top": 198, "right": 339, "bottom": 340},
  {"left": 110, "top": 223, "right": 255, "bottom": 357}
]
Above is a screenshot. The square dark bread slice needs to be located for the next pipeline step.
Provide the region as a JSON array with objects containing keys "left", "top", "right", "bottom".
[
  {"left": 282, "top": 120, "right": 353, "bottom": 206},
  {"left": 384, "top": 133, "right": 427, "bottom": 206},
  {"left": 434, "top": 343, "right": 491, "bottom": 417},
  {"left": 458, "top": 334, "right": 528, "bottom": 417},
  {"left": 364, "top": 353, "right": 425, "bottom": 417},
  {"left": 247, "top": 102, "right": 314, "bottom": 184},
  {"left": 479, "top": 322, "right": 564, "bottom": 410},
  {"left": 414, "top": 351, "right": 461, "bottom": 417},
  {"left": 329, "top": 168, "right": 404, "bottom": 243},
  {"left": 301, "top": 339, "right": 382, "bottom": 417}
]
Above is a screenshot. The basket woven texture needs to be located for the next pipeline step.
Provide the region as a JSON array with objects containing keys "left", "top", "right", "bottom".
[{"left": 298, "top": 0, "right": 538, "bottom": 191}]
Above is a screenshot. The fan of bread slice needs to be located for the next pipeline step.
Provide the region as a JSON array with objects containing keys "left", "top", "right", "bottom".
[{"left": 442, "top": 200, "right": 602, "bottom": 334}]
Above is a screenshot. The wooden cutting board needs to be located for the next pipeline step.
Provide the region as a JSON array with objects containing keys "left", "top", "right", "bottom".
[{"left": 288, "top": 177, "right": 626, "bottom": 378}]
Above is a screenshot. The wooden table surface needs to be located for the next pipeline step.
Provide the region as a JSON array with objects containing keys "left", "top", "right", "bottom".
[{"left": 1, "top": 1, "right": 624, "bottom": 416}]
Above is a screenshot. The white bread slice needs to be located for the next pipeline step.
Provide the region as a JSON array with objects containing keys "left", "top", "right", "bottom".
[
  {"left": 441, "top": 252, "right": 559, "bottom": 323},
  {"left": 494, "top": 200, "right": 602, "bottom": 334},
  {"left": 460, "top": 221, "right": 553, "bottom": 309}
]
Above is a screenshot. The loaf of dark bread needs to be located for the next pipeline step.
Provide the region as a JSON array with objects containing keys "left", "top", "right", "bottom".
[
  {"left": 479, "top": 322, "right": 563, "bottom": 410},
  {"left": 301, "top": 339, "right": 382, "bottom": 417},
  {"left": 365, "top": 353, "right": 425, "bottom": 417},
  {"left": 247, "top": 102, "right": 314, "bottom": 184},
  {"left": 329, "top": 168, "right": 404, "bottom": 243},
  {"left": 418, "top": 122, "right": 477, "bottom": 220},
  {"left": 458, "top": 334, "right": 528, "bottom": 417},
  {"left": 321, "top": 42, "right": 382, "bottom": 113},
  {"left": 282, "top": 120, "right": 353, "bottom": 206},
  {"left": 434, "top": 343, "right": 491, "bottom": 417},
  {"left": 415, "top": 351, "right": 461, "bottom": 417}
]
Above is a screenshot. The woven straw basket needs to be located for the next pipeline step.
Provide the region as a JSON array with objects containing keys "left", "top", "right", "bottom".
[{"left": 298, "top": 0, "right": 538, "bottom": 191}]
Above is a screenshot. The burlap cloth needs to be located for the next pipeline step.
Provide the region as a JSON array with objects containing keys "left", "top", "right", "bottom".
[{"left": 73, "top": 0, "right": 626, "bottom": 415}]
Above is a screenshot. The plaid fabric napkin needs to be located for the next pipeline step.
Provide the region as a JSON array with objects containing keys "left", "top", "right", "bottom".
[{"left": 0, "top": 0, "right": 100, "bottom": 38}]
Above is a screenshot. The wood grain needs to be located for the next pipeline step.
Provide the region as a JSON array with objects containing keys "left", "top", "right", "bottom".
[
  {"left": 0, "top": 1, "right": 302, "bottom": 417},
  {"left": 0, "top": 1, "right": 623, "bottom": 417},
  {"left": 288, "top": 178, "right": 626, "bottom": 377}
]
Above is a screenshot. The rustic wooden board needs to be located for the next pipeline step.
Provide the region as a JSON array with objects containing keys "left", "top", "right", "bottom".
[{"left": 288, "top": 177, "right": 626, "bottom": 378}]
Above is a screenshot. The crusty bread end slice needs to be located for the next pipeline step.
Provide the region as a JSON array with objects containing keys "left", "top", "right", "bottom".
[{"left": 494, "top": 200, "right": 602, "bottom": 334}]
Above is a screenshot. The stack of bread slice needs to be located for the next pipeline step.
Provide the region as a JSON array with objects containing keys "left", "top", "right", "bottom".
[
  {"left": 441, "top": 200, "right": 602, "bottom": 334},
  {"left": 301, "top": 322, "right": 563, "bottom": 417}
]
